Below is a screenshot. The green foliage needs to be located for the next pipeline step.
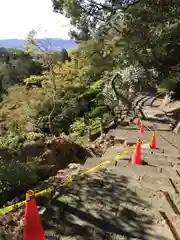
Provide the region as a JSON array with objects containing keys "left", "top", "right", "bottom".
[
  {"left": 157, "top": 76, "right": 179, "bottom": 94},
  {"left": 59, "top": 48, "right": 69, "bottom": 63},
  {"left": 26, "top": 132, "right": 44, "bottom": 141},
  {"left": 70, "top": 117, "right": 86, "bottom": 136},
  {"left": 52, "top": 0, "right": 180, "bottom": 96},
  {"left": 89, "top": 106, "right": 107, "bottom": 118},
  {"left": 0, "top": 134, "right": 25, "bottom": 149},
  {"left": 90, "top": 80, "right": 103, "bottom": 91},
  {"left": 70, "top": 115, "right": 103, "bottom": 138},
  {"left": 120, "top": 65, "right": 146, "bottom": 84},
  {"left": 3, "top": 0, "right": 180, "bottom": 141},
  {"left": 48, "top": 49, "right": 69, "bottom": 64},
  {"left": 51, "top": 0, "right": 125, "bottom": 41},
  {"left": 157, "top": 87, "right": 168, "bottom": 95},
  {"left": 2, "top": 0, "right": 180, "bottom": 206},
  {"left": 0, "top": 159, "right": 39, "bottom": 205},
  {"left": 24, "top": 75, "right": 47, "bottom": 84},
  {"left": 0, "top": 48, "right": 43, "bottom": 95},
  {"left": 89, "top": 117, "right": 101, "bottom": 129}
]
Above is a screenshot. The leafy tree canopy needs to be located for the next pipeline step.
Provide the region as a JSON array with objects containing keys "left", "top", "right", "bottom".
[
  {"left": 52, "top": 0, "right": 180, "bottom": 94},
  {"left": 51, "top": 0, "right": 136, "bottom": 41},
  {"left": 0, "top": 48, "right": 43, "bottom": 94}
]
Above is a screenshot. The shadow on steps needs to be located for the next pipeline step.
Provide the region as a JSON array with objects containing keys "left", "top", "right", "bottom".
[{"left": 40, "top": 171, "right": 169, "bottom": 240}]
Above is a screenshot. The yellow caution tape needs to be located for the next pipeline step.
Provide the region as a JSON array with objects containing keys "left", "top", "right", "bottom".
[
  {"left": 34, "top": 187, "right": 54, "bottom": 197},
  {"left": 0, "top": 139, "right": 148, "bottom": 217},
  {"left": 79, "top": 160, "right": 111, "bottom": 177},
  {"left": 0, "top": 201, "right": 26, "bottom": 216}
]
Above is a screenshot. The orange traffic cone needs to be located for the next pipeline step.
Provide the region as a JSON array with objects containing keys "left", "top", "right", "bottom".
[
  {"left": 131, "top": 138, "right": 142, "bottom": 165},
  {"left": 150, "top": 132, "right": 156, "bottom": 149},
  {"left": 23, "top": 190, "right": 46, "bottom": 240},
  {"left": 136, "top": 119, "right": 141, "bottom": 128},
  {"left": 140, "top": 122, "right": 144, "bottom": 134}
]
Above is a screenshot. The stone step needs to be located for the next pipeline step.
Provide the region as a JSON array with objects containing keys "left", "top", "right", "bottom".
[
  {"left": 79, "top": 118, "right": 180, "bottom": 240},
  {"left": 141, "top": 156, "right": 180, "bottom": 169},
  {"left": 84, "top": 148, "right": 180, "bottom": 177},
  {"left": 109, "top": 129, "right": 174, "bottom": 145},
  {"left": 105, "top": 163, "right": 180, "bottom": 195},
  {"left": 83, "top": 169, "right": 178, "bottom": 240},
  {"left": 142, "top": 149, "right": 180, "bottom": 159},
  {"left": 142, "top": 153, "right": 180, "bottom": 165},
  {"left": 109, "top": 127, "right": 180, "bottom": 149},
  {"left": 64, "top": 170, "right": 175, "bottom": 240},
  {"left": 85, "top": 148, "right": 179, "bottom": 167}
]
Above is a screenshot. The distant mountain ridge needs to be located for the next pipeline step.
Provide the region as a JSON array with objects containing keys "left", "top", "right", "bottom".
[{"left": 0, "top": 38, "right": 78, "bottom": 51}]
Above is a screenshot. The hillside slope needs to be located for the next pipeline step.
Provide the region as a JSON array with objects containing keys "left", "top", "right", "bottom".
[{"left": 1, "top": 97, "right": 180, "bottom": 240}]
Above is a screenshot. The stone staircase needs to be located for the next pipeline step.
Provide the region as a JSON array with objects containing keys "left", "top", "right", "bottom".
[
  {"left": 79, "top": 121, "right": 180, "bottom": 240},
  {"left": 41, "top": 97, "right": 180, "bottom": 240},
  {"left": 41, "top": 121, "right": 180, "bottom": 240}
]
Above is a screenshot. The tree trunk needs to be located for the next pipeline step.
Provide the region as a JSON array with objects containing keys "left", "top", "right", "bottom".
[{"left": 111, "top": 73, "right": 132, "bottom": 110}]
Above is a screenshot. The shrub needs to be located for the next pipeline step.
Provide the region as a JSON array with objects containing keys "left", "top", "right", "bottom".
[
  {"left": 70, "top": 117, "right": 86, "bottom": 136},
  {"left": 157, "top": 87, "right": 168, "bottom": 95},
  {"left": 0, "top": 132, "right": 26, "bottom": 149},
  {"left": 89, "top": 117, "right": 101, "bottom": 129},
  {"left": 26, "top": 132, "right": 44, "bottom": 141},
  {"left": 23, "top": 75, "right": 48, "bottom": 84},
  {"left": 0, "top": 160, "right": 39, "bottom": 205},
  {"left": 89, "top": 106, "right": 108, "bottom": 118}
]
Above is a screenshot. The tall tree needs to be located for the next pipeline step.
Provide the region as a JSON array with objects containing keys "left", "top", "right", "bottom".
[
  {"left": 0, "top": 49, "right": 43, "bottom": 94},
  {"left": 53, "top": 0, "right": 180, "bottom": 96},
  {"left": 51, "top": 0, "right": 136, "bottom": 41}
]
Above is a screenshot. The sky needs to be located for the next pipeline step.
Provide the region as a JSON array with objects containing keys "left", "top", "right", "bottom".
[{"left": 0, "top": 0, "right": 71, "bottom": 40}]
